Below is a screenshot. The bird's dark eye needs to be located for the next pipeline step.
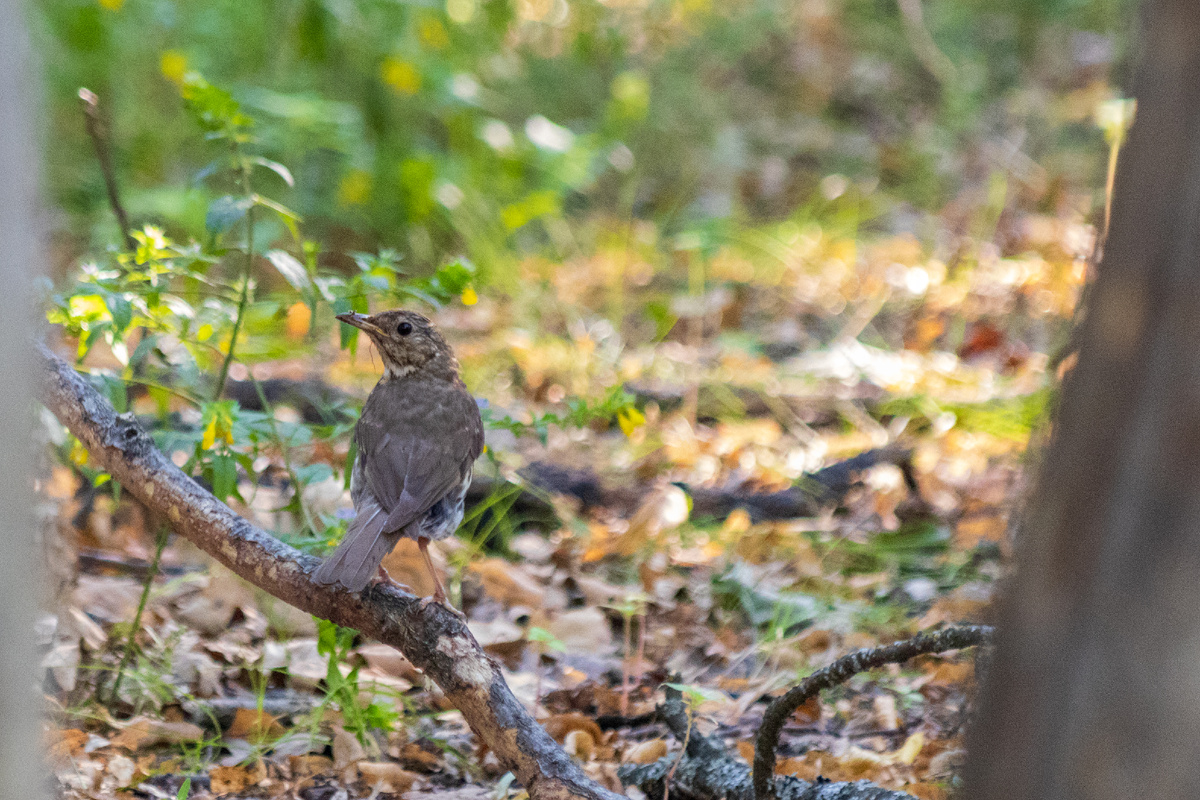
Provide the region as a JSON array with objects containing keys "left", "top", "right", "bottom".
[{"left": 397, "top": 321, "right": 413, "bottom": 336}]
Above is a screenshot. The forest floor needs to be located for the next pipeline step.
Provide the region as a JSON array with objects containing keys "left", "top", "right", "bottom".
[{"left": 40, "top": 205, "right": 1091, "bottom": 800}]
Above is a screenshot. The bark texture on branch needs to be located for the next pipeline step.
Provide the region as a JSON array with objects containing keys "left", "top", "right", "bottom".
[
  {"left": 35, "top": 343, "right": 623, "bottom": 800},
  {"left": 618, "top": 689, "right": 916, "bottom": 800},
  {"left": 753, "top": 625, "right": 992, "bottom": 800}
]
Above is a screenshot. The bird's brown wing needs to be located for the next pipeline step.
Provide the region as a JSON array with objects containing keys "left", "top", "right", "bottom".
[
  {"left": 362, "top": 424, "right": 472, "bottom": 534},
  {"left": 313, "top": 380, "right": 482, "bottom": 591}
]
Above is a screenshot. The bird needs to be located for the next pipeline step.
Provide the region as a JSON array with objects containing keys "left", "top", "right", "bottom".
[{"left": 312, "top": 309, "right": 484, "bottom": 606}]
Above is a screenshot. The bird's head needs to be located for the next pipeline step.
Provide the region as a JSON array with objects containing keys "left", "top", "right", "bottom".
[{"left": 336, "top": 309, "right": 458, "bottom": 380}]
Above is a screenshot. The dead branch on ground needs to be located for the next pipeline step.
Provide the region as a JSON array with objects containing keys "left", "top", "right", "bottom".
[
  {"left": 620, "top": 626, "right": 992, "bottom": 800},
  {"left": 618, "top": 687, "right": 918, "bottom": 800},
  {"left": 753, "top": 625, "right": 993, "bottom": 800}
]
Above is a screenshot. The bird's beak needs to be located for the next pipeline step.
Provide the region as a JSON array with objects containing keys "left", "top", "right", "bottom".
[{"left": 336, "top": 312, "right": 384, "bottom": 336}]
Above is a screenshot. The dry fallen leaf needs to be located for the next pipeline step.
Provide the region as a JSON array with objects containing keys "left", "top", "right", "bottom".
[
  {"left": 209, "top": 761, "right": 266, "bottom": 795},
  {"left": 46, "top": 728, "right": 89, "bottom": 766},
  {"left": 171, "top": 568, "right": 256, "bottom": 636},
  {"left": 108, "top": 756, "right": 143, "bottom": 793},
  {"left": 358, "top": 761, "right": 419, "bottom": 792},
  {"left": 543, "top": 712, "right": 604, "bottom": 745},
  {"left": 355, "top": 642, "right": 422, "bottom": 682},
  {"left": 396, "top": 741, "right": 443, "bottom": 772},
  {"left": 380, "top": 538, "right": 444, "bottom": 597},
  {"left": 225, "top": 707, "right": 284, "bottom": 739},
  {"left": 623, "top": 739, "right": 667, "bottom": 765},
  {"left": 111, "top": 718, "right": 204, "bottom": 750},
  {"left": 332, "top": 725, "right": 366, "bottom": 771},
  {"left": 289, "top": 754, "right": 334, "bottom": 778},
  {"left": 892, "top": 732, "right": 926, "bottom": 765},
  {"left": 468, "top": 557, "right": 548, "bottom": 608},
  {"left": 564, "top": 729, "right": 596, "bottom": 761},
  {"left": 873, "top": 693, "right": 899, "bottom": 730}
]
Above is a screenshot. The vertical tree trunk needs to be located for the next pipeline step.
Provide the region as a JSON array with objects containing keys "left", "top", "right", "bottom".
[
  {"left": 965, "top": 1, "right": 1200, "bottom": 797},
  {"left": 0, "top": 3, "right": 46, "bottom": 800}
]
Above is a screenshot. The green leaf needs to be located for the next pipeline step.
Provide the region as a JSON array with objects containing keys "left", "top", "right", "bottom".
[
  {"left": 206, "top": 195, "right": 254, "bottom": 235},
  {"left": 663, "top": 682, "right": 726, "bottom": 706},
  {"left": 250, "top": 156, "right": 295, "bottom": 187},
  {"left": 527, "top": 626, "right": 567, "bottom": 652},
  {"left": 344, "top": 439, "right": 358, "bottom": 490},
  {"left": 334, "top": 295, "right": 369, "bottom": 353},
  {"left": 252, "top": 194, "right": 302, "bottom": 241},
  {"left": 294, "top": 462, "right": 333, "bottom": 487},
  {"left": 105, "top": 293, "right": 133, "bottom": 333},
  {"left": 265, "top": 249, "right": 311, "bottom": 289},
  {"left": 177, "top": 777, "right": 192, "bottom": 800},
  {"left": 181, "top": 74, "right": 254, "bottom": 137},
  {"left": 316, "top": 618, "right": 339, "bottom": 657},
  {"left": 211, "top": 453, "right": 237, "bottom": 503}
]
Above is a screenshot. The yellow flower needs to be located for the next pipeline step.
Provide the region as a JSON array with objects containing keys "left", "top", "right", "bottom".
[
  {"left": 201, "top": 416, "right": 219, "bottom": 450},
  {"left": 69, "top": 439, "right": 90, "bottom": 468},
  {"left": 160, "top": 51, "right": 188, "bottom": 86},
  {"left": 338, "top": 169, "right": 372, "bottom": 206},
  {"left": 98, "top": 0, "right": 124, "bottom": 11},
  {"left": 617, "top": 407, "right": 645, "bottom": 437},
  {"left": 381, "top": 57, "right": 422, "bottom": 96},
  {"left": 461, "top": 287, "right": 479, "bottom": 306},
  {"left": 418, "top": 16, "right": 451, "bottom": 50},
  {"left": 201, "top": 408, "right": 235, "bottom": 450}
]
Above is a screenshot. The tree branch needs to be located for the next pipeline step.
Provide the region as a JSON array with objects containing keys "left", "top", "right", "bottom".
[
  {"left": 753, "top": 625, "right": 993, "bottom": 800},
  {"left": 34, "top": 341, "right": 623, "bottom": 800}
]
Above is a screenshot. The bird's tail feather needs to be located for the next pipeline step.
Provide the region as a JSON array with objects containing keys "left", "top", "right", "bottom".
[{"left": 312, "top": 497, "right": 393, "bottom": 591}]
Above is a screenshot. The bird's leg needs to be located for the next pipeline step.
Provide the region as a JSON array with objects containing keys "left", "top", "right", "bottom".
[
  {"left": 373, "top": 565, "right": 415, "bottom": 595},
  {"left": 418, "top": 537, "right": 447, "bottom": 603},
  {"left": 418, "top": 537, "right": 461, "bottom": 615}
]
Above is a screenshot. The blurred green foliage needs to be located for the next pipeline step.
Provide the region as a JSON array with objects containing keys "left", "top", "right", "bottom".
[{"left": 37, "top": 0, "right": 1132, "bottom": 277}]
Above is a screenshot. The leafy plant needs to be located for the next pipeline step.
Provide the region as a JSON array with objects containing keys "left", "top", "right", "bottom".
[
  {"left": 315, "top": 618, "right": 399, "bottom": 747},
  {"left": 483, "top": 384, "right": 641, "bottom": 444}
]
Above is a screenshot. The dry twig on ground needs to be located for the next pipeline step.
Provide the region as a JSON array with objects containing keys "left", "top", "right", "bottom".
[
  {"left": 753, "top": 624, "right": 993, "bottom": 800},
  {"left": 619, "top": 688, "right": 918, "bottom": 800}
]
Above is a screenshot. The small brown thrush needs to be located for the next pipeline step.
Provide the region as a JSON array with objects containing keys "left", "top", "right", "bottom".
[{"left": 313, "top": 309, "right": 484, "bottom": 604}]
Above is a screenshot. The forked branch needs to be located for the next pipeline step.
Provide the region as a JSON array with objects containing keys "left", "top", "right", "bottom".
[{"left": 753, "top": 624, "right": 993, "bottom": 800}]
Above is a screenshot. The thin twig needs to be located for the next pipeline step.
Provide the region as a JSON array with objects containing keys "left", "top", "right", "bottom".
[
  {"left": 896, "top": 0, "right": 957, "bottom": 87},
  {"left": 621, "top": 611, "right": 634, "bottom": 716},
  {"left": 212, "top": 154, "right": 255, "bottom": 402},
  {"left": 752, "top": 624, "right": 993, "bottom": 800},
  {"left": 665, "top": 709, "right": 695, "bottom": 800},
  {"left": 78, "top": 88, "right": 135, "bottom": 251},
  {"left": 107, "top": 527, "right": 168, "bottom": 704}
]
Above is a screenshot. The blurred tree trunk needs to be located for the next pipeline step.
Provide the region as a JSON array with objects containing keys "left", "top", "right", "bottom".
[
  {"left": 0, "top": 3, "right": 45, "bottom": 800},
  {"left": 965, "top": 1, "right": 1200, "bottom": 797}
]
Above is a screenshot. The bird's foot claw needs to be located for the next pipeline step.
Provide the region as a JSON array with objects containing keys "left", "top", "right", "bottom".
[
  {"left": 371, "top": 568, "right": 416, "bottom": 595},
  {"left": 419, "top": 594, "right": 465, "bottom": 618}
]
